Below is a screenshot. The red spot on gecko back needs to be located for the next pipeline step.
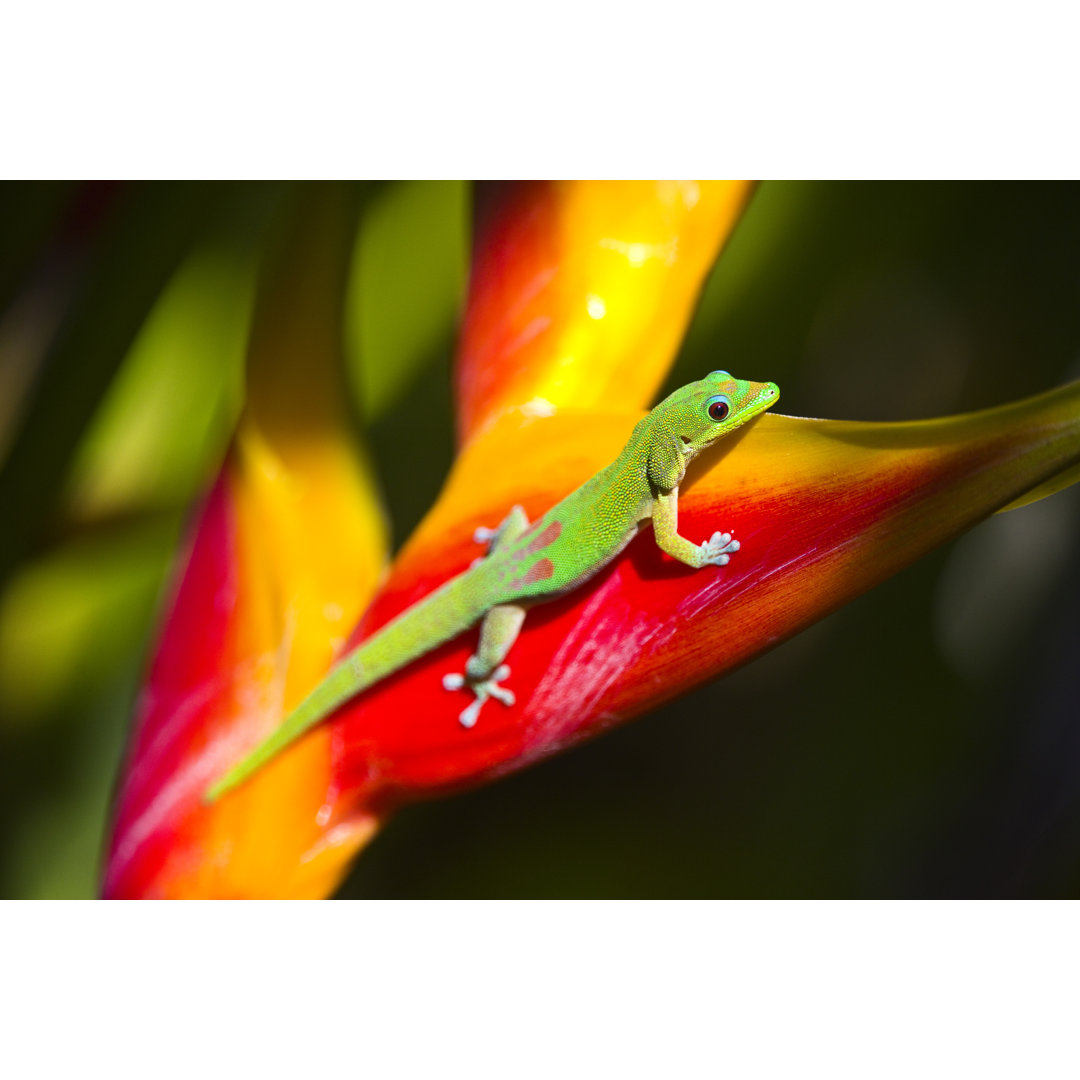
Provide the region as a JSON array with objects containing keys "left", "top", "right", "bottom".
[
  {"left": 525, "top": 520, "right": 561, "bottom": 554},
  {"left": 522, "top": 558, "right": 554, "bottom": 585}
]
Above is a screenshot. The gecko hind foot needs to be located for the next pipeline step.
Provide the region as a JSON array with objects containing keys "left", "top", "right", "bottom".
[
  {"left": 701, "top": 530, "right": 740, "bottom": 566},
  {"left": 442, "top": 664, "right": 515, "bottom": 728}
]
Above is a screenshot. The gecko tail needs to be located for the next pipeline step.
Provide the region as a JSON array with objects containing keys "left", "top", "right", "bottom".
[
  {"left": 203, "top": 565, "right": 493, "bottom": 804},
  {"left": 203, "top": 660, "right": 363, "bottom": 804}
]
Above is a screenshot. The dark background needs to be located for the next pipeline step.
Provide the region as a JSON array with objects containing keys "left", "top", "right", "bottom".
[{"left": 1, "top": 181, "right": 1078, "bottom": 897}]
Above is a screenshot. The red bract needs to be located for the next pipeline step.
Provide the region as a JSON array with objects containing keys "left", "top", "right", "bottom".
[
  {"left": 322, "top": 385, "right": 1080, "bottom": 830},
  {"left": 103, "top": 187, "right": 387, "bottom": 899}
]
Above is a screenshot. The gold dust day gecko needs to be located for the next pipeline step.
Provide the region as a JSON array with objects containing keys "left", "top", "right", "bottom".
[{"left": 205, "top": 371, "right": 779, "bottom": 802}]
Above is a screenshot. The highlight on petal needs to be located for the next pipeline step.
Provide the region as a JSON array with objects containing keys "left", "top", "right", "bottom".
[
  {"left": 313, "top": 380, "right": 1080, "bottom": 828},
  {"left": 454, "top": 181, "right": 754, "bottom": 445},
  {"left": 102, "top": 185, "right": 389, "bottom": 899}
]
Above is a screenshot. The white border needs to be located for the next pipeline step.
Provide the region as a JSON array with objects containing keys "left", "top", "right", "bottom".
[
  {"left": 4, "top": 2, "right": 1077, "bottom": 177},
  {"left": 2, "top": 902, "right": 1076, "bottom": 1078}
]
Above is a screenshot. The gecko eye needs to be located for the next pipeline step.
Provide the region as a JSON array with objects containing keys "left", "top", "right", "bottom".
[
  {"left": 709, "top": 370, "right": 731, "bottom": 380},
  {"left": 706, "top": 395, "right": 730, "bottom": 422}
]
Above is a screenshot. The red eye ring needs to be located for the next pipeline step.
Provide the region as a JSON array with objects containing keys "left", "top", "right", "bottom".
[{"left": 707, "top": 396, "right": 730, "bottom": 422}]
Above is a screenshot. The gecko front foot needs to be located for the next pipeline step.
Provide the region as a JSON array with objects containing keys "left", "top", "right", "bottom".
[
  {"left": 442, "top": 664, "right": 516, "bottom": 728},
  {"left": 700, "top": 530, "right": 740, "bottom": 567}
]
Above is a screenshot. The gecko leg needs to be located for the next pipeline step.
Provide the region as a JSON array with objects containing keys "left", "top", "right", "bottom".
[
  {"left": 652, "top": 489, "right": 741, "bottom": 568},
  {"left": 442, "top": 602, "right": 527, "bottom": 727},
  {"left": 473, "top": 505, "right": 528, "bottom": 553},
  {"left": 446, "top": 505, "right": 530, "bottom": 727}
]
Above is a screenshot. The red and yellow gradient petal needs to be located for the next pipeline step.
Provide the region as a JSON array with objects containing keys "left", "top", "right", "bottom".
[
  {"left": 455, "top": 181, "right": 754, "bottom": 444},
  {"left": 102, "top": 186, "right": 389, "bottom": 899},
  {"left": 104, "top": 181, "right": 1080, "bottom": 900},
  {"left": 314, "top": 381, "right": 1080, "bottom": 828}
]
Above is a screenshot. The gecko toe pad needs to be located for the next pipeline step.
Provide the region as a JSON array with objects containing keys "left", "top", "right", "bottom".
[
  {"left": 701, "top": 530, "right": 741, "bottom": 566},
  {"left": 443, "top": 663, "right": 515, "bottom": 728}
]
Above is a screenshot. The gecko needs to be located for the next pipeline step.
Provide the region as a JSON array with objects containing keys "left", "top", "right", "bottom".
[{"left": 205, "top": 371, "right": 779, "bottom": 802}]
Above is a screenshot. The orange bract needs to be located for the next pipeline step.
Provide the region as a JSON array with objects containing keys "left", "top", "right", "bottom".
[{"left": 455, "top": 181, "right": 754, "bottom": 443}]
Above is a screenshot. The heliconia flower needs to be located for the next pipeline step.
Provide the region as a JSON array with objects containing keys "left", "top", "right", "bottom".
[
  {"left": 103, "top": 181, "right": 1080, "bottom": 899},
  {"left": 102, "top": 187, "right": 388, "bottom": 899}
]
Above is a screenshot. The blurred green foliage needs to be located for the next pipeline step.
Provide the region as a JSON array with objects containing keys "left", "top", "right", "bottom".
[
  {"left": 1, "top": 181, "right": 1078, "bottom": 898},
  {"left": 65, "top": 245, "right": 256, "bottom": 519},
  {"left": 346, "top": 179, "right": 467, "bottom": 424}
]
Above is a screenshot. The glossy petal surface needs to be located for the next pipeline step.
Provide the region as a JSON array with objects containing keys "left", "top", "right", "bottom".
[{"left": 455, "top": 181, "right": 754, "bottom": 444}]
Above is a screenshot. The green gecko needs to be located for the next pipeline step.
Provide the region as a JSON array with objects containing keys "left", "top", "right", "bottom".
[{"left": 205, "top": 371, "right": 779, "bottom": 802}]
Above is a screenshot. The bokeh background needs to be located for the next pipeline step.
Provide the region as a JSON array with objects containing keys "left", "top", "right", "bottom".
[{"left": 1, "top": 181, "right": 1079, "bottom": 898}]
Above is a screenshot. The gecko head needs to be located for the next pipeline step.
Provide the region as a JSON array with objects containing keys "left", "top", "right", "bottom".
[{"left": 657, "top": 371, "right": 780, "bottom": 457}]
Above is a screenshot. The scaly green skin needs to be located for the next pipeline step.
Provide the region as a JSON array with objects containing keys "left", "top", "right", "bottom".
[{"left": 205, "top": 372, "right": 779, "bottom": 802}]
